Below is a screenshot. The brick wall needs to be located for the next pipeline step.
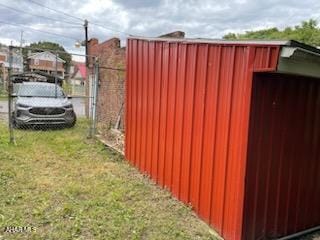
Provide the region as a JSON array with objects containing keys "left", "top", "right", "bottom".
[
  {"left": 88, "top": 32, "right": 184, "bottom": 142},
  {"left": 88, "top": 38, "right": 126, "bottom": 133}
]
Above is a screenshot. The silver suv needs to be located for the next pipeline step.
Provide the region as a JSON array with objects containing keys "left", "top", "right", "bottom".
[{"left": 13, "top": 82, "right": 76, "bottom": 128}]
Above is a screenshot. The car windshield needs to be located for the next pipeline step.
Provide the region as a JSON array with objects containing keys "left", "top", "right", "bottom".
[{"left": 18, "top": 84, "right": 65, "bottom": 98}]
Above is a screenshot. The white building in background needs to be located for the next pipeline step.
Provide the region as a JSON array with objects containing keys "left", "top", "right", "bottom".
[{"left": 27, "top": 51, "right": 65, "bottom": 78}]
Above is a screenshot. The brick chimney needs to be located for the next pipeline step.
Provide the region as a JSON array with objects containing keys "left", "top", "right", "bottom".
[
  {"left": 159, "top": 31, "right": 185, "bottom": 38},
  {"left": 88, "top": 38, "right": 99, "bottom": 47}
]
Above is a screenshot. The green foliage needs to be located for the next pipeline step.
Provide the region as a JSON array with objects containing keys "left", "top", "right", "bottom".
[
  {"left": 223, "top": 33, "right": 237, "bottom": 40},
  {"left": 223, "top": 19, "right": 320, "bottom": 47},
  {"left": 24, "top": 41, "right": 72, "bottom": 71}
]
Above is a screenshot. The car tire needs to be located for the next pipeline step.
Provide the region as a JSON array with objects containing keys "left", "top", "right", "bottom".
[{"left": 66, "top": 112, "right": 77, "bottom": 128}]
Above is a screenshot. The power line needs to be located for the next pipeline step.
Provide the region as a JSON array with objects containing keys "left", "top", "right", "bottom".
[
  {"left": 24, "top": 0, "right": 134, "bottom": 36},
  {"left": 24, "top": 0, "right": 84, "bottom": 22},
  {"left": 10, "top": 45, "right": 96, "bottom": 58},
  {"left": 89, "top": 22, "right": 132, "bottom": 36},
  {"left": 0, "top": 2, "right": 82, "bottom": 26},
  {"left": 0, "top": 20, "right": 79, "bottom": 41}
]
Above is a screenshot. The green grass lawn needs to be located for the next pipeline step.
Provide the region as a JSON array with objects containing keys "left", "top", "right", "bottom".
[{"left": 0, "top": 120, "right": 218, "bottom": 240}]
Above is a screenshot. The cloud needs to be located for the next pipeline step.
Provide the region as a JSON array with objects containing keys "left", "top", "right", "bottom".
[
  {"left": 0, "top": 0, "right": 319, "bottom": 55},
  {"left": 77, "top": 0, "right": 114, "bottom": 15},
  {"left": 0, "top": 37, "right": 22, "bottom": 46}
]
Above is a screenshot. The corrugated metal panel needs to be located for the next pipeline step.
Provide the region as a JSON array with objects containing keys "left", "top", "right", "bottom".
[
  {"left": 253, "top": 46, "right": 280, "bottom": 71},
  {"left": 126, "top": 38, "right": 280, "bottom": 240},
  {"left": 243, "top": 73, "right": 320, "bottom": 239}
]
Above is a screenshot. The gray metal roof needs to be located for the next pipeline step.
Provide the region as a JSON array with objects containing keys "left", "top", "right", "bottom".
[{"left": 128, "top": 36, "right": 290, "bottom": 45}]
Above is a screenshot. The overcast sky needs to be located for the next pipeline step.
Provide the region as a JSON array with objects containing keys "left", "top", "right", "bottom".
[{"left": 0, "top": 0, "right": 319, "bottom": 58}]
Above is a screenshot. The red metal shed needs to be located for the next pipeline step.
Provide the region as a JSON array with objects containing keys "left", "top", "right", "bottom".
[{"left": 125, "top": 37, "right": 320, "bottom": 240}]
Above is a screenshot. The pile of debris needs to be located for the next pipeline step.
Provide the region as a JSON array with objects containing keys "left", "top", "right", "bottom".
[{"left": 97, "top": 127, "right": 124, "bottom": 155}]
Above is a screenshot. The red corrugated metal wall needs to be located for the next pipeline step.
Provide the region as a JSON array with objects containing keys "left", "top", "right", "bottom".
[
  {"left": 125, "top": 38, "right": 280, "bottom": 240},
  {"left": 243, "top": 73, "right": 320, "bottom": 239}
]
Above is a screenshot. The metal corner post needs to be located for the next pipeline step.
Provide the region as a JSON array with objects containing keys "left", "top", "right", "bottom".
[
  {"left": 55, "top": 51, "right": 58, "bottom": 98},
  {"left": 92, "top": 58, "right": 99, "bottom": 136},
  {"left": 88, "top": 57, "right": 99, "bottom": 138},
  {"left": 8, "top": 45, "right": 14, "bottom": 144}
]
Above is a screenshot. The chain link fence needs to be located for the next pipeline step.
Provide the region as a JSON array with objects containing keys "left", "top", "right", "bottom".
[
  {"left": 2, "top": 45, "right": 99, "bottom": 143},
  {"left": 95, "top": 65, "right": 125, "bottom": 154}
]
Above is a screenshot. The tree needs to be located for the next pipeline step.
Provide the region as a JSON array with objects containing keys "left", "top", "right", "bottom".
[
  {"left": 223, "top": 19, "right": 320, "bottom": 47},
  {"left": 23, "top": 41, "right": 72, "bottom": 71},
  {"left": 223, "top": 33, "right": 237, "bottom": 40}
]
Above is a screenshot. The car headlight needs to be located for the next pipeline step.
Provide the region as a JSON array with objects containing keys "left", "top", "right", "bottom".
[
  {"left": 64, "top": 104, "right": 73, "bottom": 109},
  {"left": 17, "top": 103, "right": 30, "bottom": 108}
]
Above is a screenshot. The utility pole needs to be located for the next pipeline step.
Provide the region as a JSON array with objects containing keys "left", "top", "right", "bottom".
[
  {"left": 20, "top": 30, "right": 23, "bottom": 50},
  {"left": 84, "top": 19, "right": 90, "bottom": 119},
  {"left": 84, "top": 19, "right": 89, "bottom": 67}
]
